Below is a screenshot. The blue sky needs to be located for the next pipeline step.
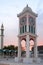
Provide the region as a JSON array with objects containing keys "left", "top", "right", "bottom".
[{"left": 0, "top": 0, "right": 43, "bottom": 46}]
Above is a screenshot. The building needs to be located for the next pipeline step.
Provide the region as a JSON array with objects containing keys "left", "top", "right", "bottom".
[{"left": 15, "top": 5, "right": 40, "bottom": 63}]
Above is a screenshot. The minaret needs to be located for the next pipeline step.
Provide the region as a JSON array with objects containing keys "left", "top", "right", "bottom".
[{"left": 1, "top": 24, "right": 4, "bottom": 49}]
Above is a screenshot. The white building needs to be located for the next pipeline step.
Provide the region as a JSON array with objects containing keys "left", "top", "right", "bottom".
[{"left": 15, "top": 5, "right": 41, "bottom": 63}]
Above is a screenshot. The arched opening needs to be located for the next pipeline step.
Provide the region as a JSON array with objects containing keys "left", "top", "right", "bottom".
[
  {"left": 30, "top": 40, "right": 34, "bottom": 51},
  {"left": 21, "top": 39, "right": 26, "bottom": 57},
  {"left": 29, "top": 39, "right": 34, "bottom": 57}
]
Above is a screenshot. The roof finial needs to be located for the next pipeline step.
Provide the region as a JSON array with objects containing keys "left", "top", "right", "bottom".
[
  {"left": 27, "top": 4, "right": 28, "bottom": 7},
  {"left": 1, "top": 23, "right": 4, "bottom": 28}
]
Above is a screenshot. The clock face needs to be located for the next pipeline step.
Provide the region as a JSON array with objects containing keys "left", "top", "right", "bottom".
[
  {"left": 20, "top": 17, "right": 26, "bottom": 25},
  {"left": 29, "top": 17, "right": 35, "bottom": 25}
]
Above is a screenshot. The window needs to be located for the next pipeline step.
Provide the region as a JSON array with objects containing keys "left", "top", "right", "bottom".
[
  {"left": 30, "top": 26, "right": 35, "bottom": 34},
  {"left": 20, "top": 27, "right": 22, "bottom": 34},
  {"left": 22, "top": 26, "right": 24, "bottom": 33},
  {"left": 25, "top": 25, "right": 26, "bottom": 32},
  {"left": 34, "top": 27, "right": 35, "bottom": 34},
  {"left": 31, "top": 26, "right": 33, "bottom": 33},
  {"left": 29, "top": 25, "right": 30, "bottom": 32},
  {"left": 20, "top": 26, "right": 25, "bottom": 34}
]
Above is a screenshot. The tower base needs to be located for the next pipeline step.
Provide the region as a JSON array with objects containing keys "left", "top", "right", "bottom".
[
  {"left": 33, "top": 57, "right": 41, "bottom": 63},
  {"left": 23, "top": 58, "right": 33, "bottom": 63},
  {"left": 15, "top": 57, "right": 23, "bottom": 62},
  {"left": 23, "top": 57, "right": 41, "bottom": 63},
  {"left": 15, "top": 57, "right": 41, "bottom": 63}
]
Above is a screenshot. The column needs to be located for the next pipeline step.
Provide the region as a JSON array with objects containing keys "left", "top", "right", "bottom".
[
  {"left": 27, "top": 14, "right": 29, "bottom": 32},
  {"left": 18, "top": 37, "right": 21, "bottom": 60},
  {"left": 26, "top": 35, "right": 30, "bottom": 58},
  {"left": 34, "top": 38, "right": 38, "bottom": 58}
]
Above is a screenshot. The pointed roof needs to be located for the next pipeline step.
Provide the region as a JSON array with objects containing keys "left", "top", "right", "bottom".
[
  {"left": 17, "top": 5, "right": 38, "bottom": 17},
  {"left": 1, "top": 24, "right": 4, "bottom": 29},
  {"left": 23, "top": 4, "right": 32, "bottom": 13}
]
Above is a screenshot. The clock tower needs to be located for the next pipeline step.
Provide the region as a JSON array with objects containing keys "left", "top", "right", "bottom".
[{"left": 15, "top": 5, "right": 40, "bottom": 63}]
